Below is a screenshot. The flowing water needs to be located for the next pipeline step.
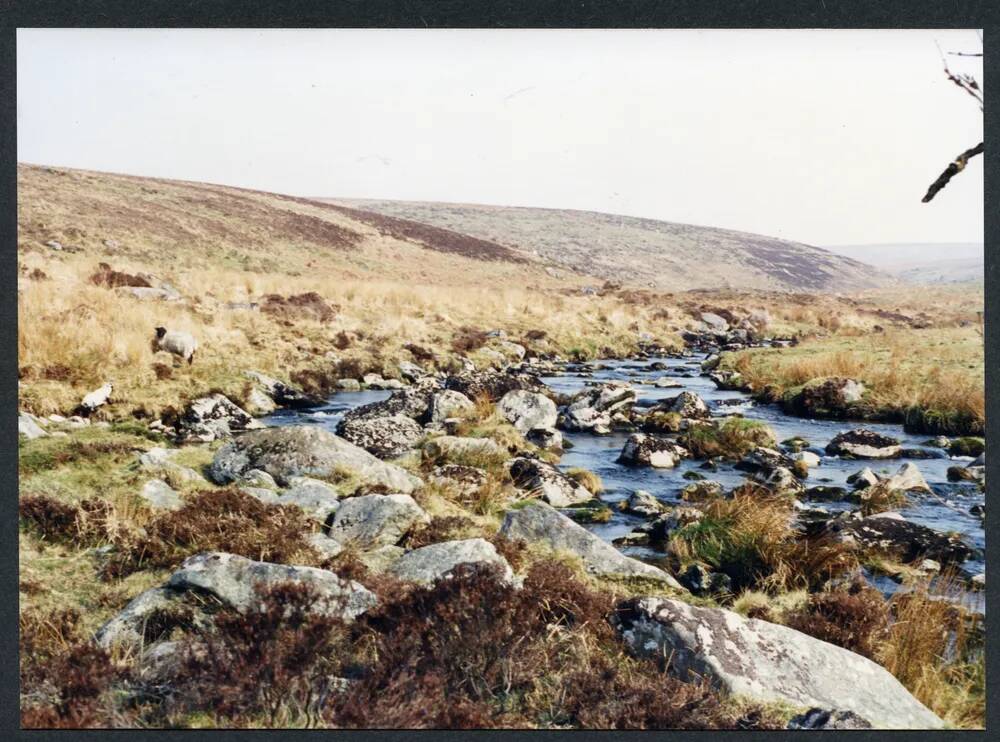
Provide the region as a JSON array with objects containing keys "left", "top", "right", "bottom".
[{"left": 264, "top": 354, "right": 985, "bottom": 610}]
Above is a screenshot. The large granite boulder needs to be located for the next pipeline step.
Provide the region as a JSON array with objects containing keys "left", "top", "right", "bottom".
[
  {"left": 497, "top": 390, "right": 558, "bottom": 434},
  {"left": 508, "top": 457, "right": 593, "bottom": 507},
  {"left": 337, "top": 414, "right": 424, "bottom": 458},
  {"left": 500, "top": 501, "right": 682, "bottom": 588},
  {"left": 209, "top": 425, "right": 422, "bottom": 493},
  {"left": 826, "top": 429, "right": 901, "bottom": 459},
  {"left": 612, "top": 597, "right": 943, "bottom": 729},
  {"left": 325, "top": 493, "right": 429, "bottom": 550},
  {"left": 387, "top": 538, "right": 515, "bottom": 586}
]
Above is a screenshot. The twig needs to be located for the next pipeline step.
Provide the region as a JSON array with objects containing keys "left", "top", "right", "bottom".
[{"left": 921, "top": 142, "right": 984, "bottom": 203}]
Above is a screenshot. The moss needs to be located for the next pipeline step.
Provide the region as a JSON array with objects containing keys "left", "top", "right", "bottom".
[
  {"left": 562, "top": 499, "right": 613, "bottom": 524},
  {"left": 948, "top": 437, "right": 985, "bottom": 457}
]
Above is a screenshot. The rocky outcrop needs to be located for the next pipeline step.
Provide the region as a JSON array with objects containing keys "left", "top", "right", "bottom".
[
  {"left": 508, "top": 457, "right": 593, "bottom": 507},
  {"left": 497, "top": 390, "right": 558, "bottom": 434},
  {"left": 337, "top": 414, "right": 424, "bottom": 458},
  {"left": 561, "top": 382, "right": 636, "bottom": 434},
  {"left": 611, "top": 597, "right": 943, "bottom": 729},
  {"left": 783, "top": 377, "right": 865, "bottom": 419},
  {"left": 617, "top": 434, "right": 687, "bottom": 468},
  {"left": 325, "top": 494, "right": 429, "bottom": 550},
  {"left": 500, "top": 501, "right": 682, "bottom": 588},
  {"left": 209, "top": 426, "right": 422, "bottom": 493},
  {"left": 387, "top": 538, "right": 515, "bottom": 585},
  {"left": 826, "top": 429, "right": 901, "bottom": 459},
  {"left": 828, "top": 512, "right": 974, "bottom": 565},
  {"left": 339, "top": 388, "right": 432, "bottom": 426},
  {"left": 175, "top": 394, "right": 261, "bottom": 443}
]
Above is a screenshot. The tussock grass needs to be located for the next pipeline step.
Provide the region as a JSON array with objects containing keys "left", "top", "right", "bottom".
[{"left": 680, "top": 418, "right": 777, "bottom": 460}]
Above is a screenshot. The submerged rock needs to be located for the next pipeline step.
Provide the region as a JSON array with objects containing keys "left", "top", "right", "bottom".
[{"left": 611, "top": 597, "right": 942, "bottom": 729}]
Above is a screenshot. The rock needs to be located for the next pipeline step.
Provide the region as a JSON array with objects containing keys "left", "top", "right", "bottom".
[
  {"left": 659, "top": 391, "right": 710, "bottom": 420},
  {"left": 422, "top": 435, "right": 506, "bottom": 464},
  {"left": 277, "top": 477, "right": 342, "bottom": 524},
  {"left": 209, "top": 426, "right": 422, "bottom": 493},
  {"left": 882, "top": 462, "right": 931, "bottom": 494},
  {"left": 677, "top": 564, "right": 732, "bottom": 596},
  {"left": 176, "top": 394, "right": 261, "bottom": 443},
  {"left": 826, "top": 429, "right": 901, "bottom": 459},
  {"left": 337, "top": 414, "right": 424, "bottom": 459},
  {"left": 18, "top": 412, "right": 47, "bottom": 440},
  {"left": 680, "top": 480, "right": 724, "bottom": 502},
  {"left": 526, "top": 426, "right": 563, "bottom": 451},
  {"left": 398, "top": 361, "right": 426, "bottom": 383},
  {"left": 787, "top": 708, "right": 874, "bottom": 730},
  {"left": 617, "top": 434, "right": 686, "bottom": 468},
  {"left": 340, "top": 388, "right": 432, "bottom": 426},
  {"left": 497, "top": 390, "right": 558, "bottom": 434},
  {"left": 948, "top": 465, "right": 984, "bottom": 483},
  {"left": 802, "top": 486, "right": 848, "bottom": 502},
  {"left": 737, "top": 446, "right": 796, "bottom": 475},
  {"left": 761, "top": 466, "right": 805, "bottom": 496},
  {"left": 611, "top": 597, "right": 942, "bottom": 729},
  {"left": 336, "top": 378, "right": 362, "bottom": 391},
  {"left": 427, "top": 390, "right": 475, "bottom": 424},
  {"left": 699, "top": 312, "right": 729, "bottom": 331},
  {"left": 94, "top": 586, "right": 194, "bottom": 650},
  {"left": 653, "top": 377, "right": 682, "bottom": 388},
  {"left": 444, "top": 369, "right": 545, "bottom": 402},
  {"left": 784, "top": 377, "right": 865, "bottom": 419},
  {"left": 847, "top": 467, "right": 880, "bottom": 490},
  {"left": 829, "top": 513, "right": 974, "bottom": 565},
  {"left": 561, "top": 382, "right": 636, "bottom": 434},
  {"left": 388, "top": 538, "right": 515, "bottom": 585},
  {"left": 620, "top": 490, "right": 667, "bottom": 518},
  {"left": 306, "top": 532, "right": 344, "bottom": 559},
  {"left": 168, "top": 552, "right": 377, "bottom": 619},
  {"left": 139, "top": 479, "right": 183, "bottom": 510},
  {"left": 244, "top": 370, "right": 322, "bottom": 409},
  {"left": 137, "top": 447, "right": 204, "bottom": 484},
  {"left": 358, "top": 544, "right": 406, "bottom": 573},
  {"left": 429, "top": 464, "right": 489, "bottom": 498},
  {"left": 971, "top": 572, "right": 985, "bottom": 589},
  {"left": 508, "top": 457, "right": 592, "bottom": 507},
  {"left": 246, "top": 387, "right": 277, "bottom": 414},
  {"left": 708, "top": 370, "right": 745, "bottom": 391},
  {"left": 117, "top": 286, "right": 182, "bottom": 301},
  {"left": 500, "top": 501, "right": 683, "bottom": 588},
  {"left": 325, "top": 494, "right": 429, "bottom": 550},
  {"left": 795, "top": 451, "right": 822, "bottom": 468},
  {"left": 241, "top": 469, "right": 278, "bottom": 488}
]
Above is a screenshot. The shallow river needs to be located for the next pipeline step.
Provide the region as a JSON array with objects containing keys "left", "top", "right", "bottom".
[{"left": 264, "top": 354, "right": 985, "bottom": 609}]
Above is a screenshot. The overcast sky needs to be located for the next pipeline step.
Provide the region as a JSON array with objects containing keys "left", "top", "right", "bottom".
[{"left": 17, "top": 28, "right": 984, "bottom": 248}]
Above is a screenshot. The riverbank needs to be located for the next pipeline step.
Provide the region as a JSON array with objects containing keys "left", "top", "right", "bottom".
[{"left": 18, "top": 333, "right": 985, "bottom": 729}]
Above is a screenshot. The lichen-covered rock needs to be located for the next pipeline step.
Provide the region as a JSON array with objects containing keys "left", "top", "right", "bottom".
[
  {"left": 427, "top": 390, "right": 475, "bottom": 424},
  {"left": 94, "top": 586, "right": 193, "bottom": 650},
  {"left": 139, "top": 479, "right": 183, "bottom": 510},
  {"left": 444, "top": 369, "right": 545, "bottom": 402},
  {"left": 826, "top": 429, "right": 901, "bottom": 459},
  {"left": 526, "top": 426, "right": 563, "bottom": 451},
  {"left": 508, "top": 457, "right": 592, "bottom": 507},
  {"left": 617, "top": 434, "right": 687, "bottom": 468},
  {"left": 422, "top": 435, "right": 507, "bottom": 464},
  {"left": 620, "top": 490, "right": 667, "bottom": 518},
  {"left": 828, "top": 512, "right": 974, "bottom": 565},
  {"left": 561, "top": 382, "right": 636, "bottom": 434},
  {"left": 244, "top": 370, "right": 323, "bottom": 409},
  {"left": 429, "top": 464, "right": 489, "bottom": 498},
  {"left": 387, "top": 538, "right": 515, "bottom": 585},
  {"left": 783, "top": 377, "right": 865, "bottom": 419},
  {"left": 737, "top": 446, "right": 796, "bottom": 474},
  {"left": 276, "top": 477, "right": 342, "bottom": 524},
  {"left": 659, "top": 391, "right": 710, "bottom": 420},
  {"left": 175, "top": 394, "right": 262, "bottom": 442},
  {"left": 339, "top": 388, "right": 432, "bottom": 426},
  {"left": 611, "top": 597, "right": 943, "bottom": 729},
  {"left": 209, "top": 425, "right": 422, "bottom": 493},
  {"left": 337, "top": 414, "right": 424, "bottom": 458},
  {"left": 680, "top": 480, "right": 724, "bottom": 502},
  {"left": 500, "top": 501, "right": 683, "bottom": 588},
  {"left": 882, "top": 462, "right": 931, "bottom": 493},
  {"left": 167, "top": 552, "right": 377, "bottom": 619},
  {"left": 325, "top": 494, "right": 429, "bottom": 550},
  {"left": 497, "top": 390, "right": 558, "bottom": 434}
]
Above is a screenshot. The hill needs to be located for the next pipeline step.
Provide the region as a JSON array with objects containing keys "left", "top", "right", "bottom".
[
  {"left": 824, "top": 243, "right": 983, "bottom": 286},
  {"left": 322, "top": 199, "right": 894, "bottom": 293}
]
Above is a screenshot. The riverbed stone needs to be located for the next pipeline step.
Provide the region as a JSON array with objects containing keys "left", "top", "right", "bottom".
[
  {"left": 337, "top": 414, "right": 424, "bottom": 459},
  {"left": 387, "top": 538, "right": 515, "bottom": 585},
  {"left": 659, "top": 391, "right": 710, "bottom": 420},
  {"left": 427, "top": 390, "right": 475, "bottom": 424},
  {"left": 828, "top": 512, "right": 974, "bottom": 565},
  {"left": 500, "top": 501, "right": 683, "bottom": 588},
  {"left": 209, "top": 425, "right": 422, "bottom": 493},
  {"left": 618, "top": 433, "right": 686, "bottom": 468},
  {"left": 826, "top": 429, "right": 901, "bottom": 459},
  {"left": 882, "top": 462, "right": 931, "bottom": 493},
  {"left": 325, "top": 494, "right": 429, "bottom": 550},
  {"left": 175, "top": 394, "right": 262, "bottom": 443},
  {"left": 611, "top": 596, "right": 943, "bottom": 729},
  {"left": 497, "top": 390, "right": 558, "bottom": 434},
  {"left": 561, "top": 382, "right": 636, "bottom": 434},
  {"left": 508, "top": 457, "right": 593, "bottom": 506},
  {"left": 620, "top": 490, "right": 667, "bottom": 518}
]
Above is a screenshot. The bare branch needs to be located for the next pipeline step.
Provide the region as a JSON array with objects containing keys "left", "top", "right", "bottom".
[{"left": 921, "top": 142, "right": 984, "bottom": 203}]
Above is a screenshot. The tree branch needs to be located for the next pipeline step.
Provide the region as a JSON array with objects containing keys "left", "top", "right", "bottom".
[{"left": 921, "top": 142, "right": 984, "bottom": 202}]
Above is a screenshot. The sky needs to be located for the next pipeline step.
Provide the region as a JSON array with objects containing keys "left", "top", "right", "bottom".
[{"left": 17, "top": 28, "right": 984, "bottom": 248}]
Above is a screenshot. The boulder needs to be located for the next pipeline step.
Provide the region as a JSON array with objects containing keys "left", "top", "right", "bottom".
[
  {"left": 337, "top": 414, "right": 424, "bottom": 459},
  {"left": 139, "top": 479, "right": 183, "bottom": 511},
  {"left": 339, "top": 389, "right": 432, "bottom": 427},
  {"left": 829, "top": 512, "right": 974, "bottom": 565},
  {"left": 444, "top": 369, "right": 545, "bottom": 402},
  {"left": 617, "top": 434, "right": 686, "bottom": 468},
  {"left": 209, "top": 426, "right": 422, "bottom": 493},
  {"left": 795, "top": 451, "right": 822, "bottom": 468},
  {"left": 526, "top": 427, "right": 563, "bottom": 451},
  {"left": 397, "top": 361, "right": 426, "bottom": 383},
  {"left": 167, "top": 552, "right": 377, "bottom": 619},
  {"left": 787, "top": 709, "right": 874, "bottom": 730},
  {"left": 500, "top": 501, "right": 683, "bottom": 588},
  {"left": 620, "top": 490, "right": 667, "bottom": 518},
  {"left": 680, "top": 480, "right": 724, "bottom": 502},
  {"left": 277, "top": 477, "right": 342, "bottom": 524},
  {"left": 429, "top": 464, "right": 489, "bottom": 499},
  {"left": 847, "top": 466, "right": 880, "bottom": 490},
  {"left": 427, "top": 389, "right": 476, "bottom": 424},
  {"left": 783, "top": 377, "right": 865, "bottom": 419},
  {"left": 497, "top": 390, "right": 558, "bottom": 434},
  {"left": 94, "top": 586, "right": 198, "bottom": 650},
  {"left": 422, "top": 435, "right": 506, "bottom": 464},
  {"left": 737, "top": 446, "right": 796, "bottom": 474},
  {"left": 611, "top": 597, "right": 942, "bottom": 729},
  {"left": 561, "top": 382, "right": 636, "bottom": 434},
  {"left": 325, "top": 494, "right": 429, "bottom": 550},
  {"left": 699, "top": 312, "right": 730, "bottom": 332},
  {"left": 244, "top": 370, "right": 322, "bottom": 409},
  {"left": 882, "top": 462, "right": 931, "bottom": 494},
  {"left": 387, "top": 538, "right": 515, "bottom": 585},
  {"left": 18, "top": 412, "right": 47, "bottom": 440},
  {"left": 659, "top": 391, "right": 710, "bottom": 420},
  {"left": 175, "top": 394, "right": 262, "bottom": 443},
  {"left": 137, "top": 447, "right": 204, "bottom": 484},
  {"left": 508, "top": 457, "right": 592, "bottom": 507},
  {"left": 826, "top": 429, "right": 901, "bottom": 459}
]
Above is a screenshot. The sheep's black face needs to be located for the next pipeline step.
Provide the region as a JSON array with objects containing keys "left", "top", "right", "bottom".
[{"left": 154, "top": 327, "right": 167, "bottom": 339}]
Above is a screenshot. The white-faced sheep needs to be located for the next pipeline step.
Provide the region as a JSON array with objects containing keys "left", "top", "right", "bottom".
[{"left": 152, "top": 327, "right": 198, "bottom": 365}]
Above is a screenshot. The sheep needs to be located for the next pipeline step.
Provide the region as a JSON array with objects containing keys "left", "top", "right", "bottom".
[
  {"left": 152, "top": 327, "right": 198, "bottom": 365},
  {"left": 76, "top": 381, "right": 113, "bottom": 416}
]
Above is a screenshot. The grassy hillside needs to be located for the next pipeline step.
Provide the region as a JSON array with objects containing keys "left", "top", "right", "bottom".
[{"left": 325, "top": 198, "right": 895, "bottom": 293}]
